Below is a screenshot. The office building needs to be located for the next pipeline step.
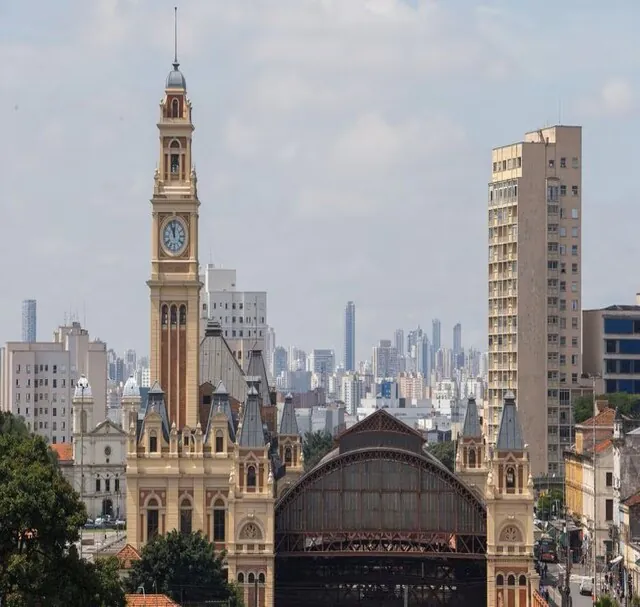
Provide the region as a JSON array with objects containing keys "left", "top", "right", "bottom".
[
  {"left": 344, "top": 301, "right": 356, "bottom": 372},
  {"left": 372, "top": 340, "right": 398, "bottom": 379},
  {"left": 432, "top": 319, "right": 441, "bottom": 353},
  {"left": 21, "top": 299, "right": 37, "bottom": 343},
  {"left": 488, "top": 125, "right": 582, "bottom": 475},
  {"left": 583, "top": 298, "right": 640, "bottom": 394}
]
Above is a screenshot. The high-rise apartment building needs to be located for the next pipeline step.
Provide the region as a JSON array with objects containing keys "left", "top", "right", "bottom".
[
  {"left": 488, "top": 125, "right": 582, "bottom": 476},
  {"left": 21, "top": 299, "right": 37, "bottom": 343},
  {"left": 453, "top": 323, "right": 462, "bottom": 355},
  {"left": 372, "top": 339, "right": 399, "bottom": 379},
  {"left": 0, "top": 322, "right": 107, "bottom": 445},
  {"left": 344, "top": 301, "right": 356, "bottom": 372},
  {"left": 200, "top": 265, "right": 267, "bottom": 371},
  {"left": 394, "top": 329, "right": 405, "bottom": 357}
]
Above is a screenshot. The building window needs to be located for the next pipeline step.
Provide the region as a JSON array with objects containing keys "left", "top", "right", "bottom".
[
  {"left": 171, "top": 98, "right": 179, "bottom": 118},
  {"left": 560, "top": 157, "right": 567, "bottom": 168},
  {"left": 247, "top": 465, "right": 257, "bottom": 489},
  {"left": 505, "top": 466, "right": 516, "bottom": 491},
  {"left": 215, "top": 430, "right": 224, "bottom": 453},
  {"left": 96, "top": 478, "right": 101, "bottom": 492},
  {"left": 115, "top": 478, "right": 120, "bottom": 493},
  {"left": 147, "top": 498, "right": 159, "bottom": 540},
  {"left": 180, "top": 499, "right": 193, "bottom": 534},
  {"left": 213, "top": 499, "right": 225, "bottom": 541},
  {"left": 572, "top": 185, "right": 579, "bottom": 196},
  {"left": 571, "top": 208, "right": 579, "bottom": 219},
  {"left": 572, "top": 157, "right": 579, "bottom": 168},
  {"left": 606, "top": 472, "right": 613, "bottom": 487},
  {"left": 284, "top": 447, "right": 292, "bottom": 466},
  {"left": 105, "top": 478, "right": 111, "bottom": 492},
  {"left": 149, "top": 431, "right": 158, "bottom": 453},
  {"left": 606, "top": 499, "right": 614, "bottom": 521}
]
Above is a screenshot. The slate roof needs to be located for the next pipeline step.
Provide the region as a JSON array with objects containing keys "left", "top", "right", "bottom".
[
  {"left": 237, "top": 386, "right": 267, "bottom": 449},
  {"left": 246, "top": 349, "right": 271, "bottom": 406},
  {"left": 138, "top": 381, "right": 170, "bottom": 443},
  {"left": 204, "top": 381, "right": 236, "bottom": 443},
  {"left": 496, "top": 391, "right": 524, "bottom": 451},
  {"left": 279, "top": 393, "right": 299, "bottom": 436},
  {"left": 461, "top": 396, "right": 482, "bottom": 438}
]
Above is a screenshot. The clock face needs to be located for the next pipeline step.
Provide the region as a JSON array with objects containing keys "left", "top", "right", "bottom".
[{"left": 162, "top": 218, "right": 187, "bottom": 255}]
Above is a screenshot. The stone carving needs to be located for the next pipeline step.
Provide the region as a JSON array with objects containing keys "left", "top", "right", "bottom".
[
  {"left": 499, "top": 524, "right": 522, "bottom": 543},
  {"left": 240, "top": 522, "right": 261, "bottom": 540}
]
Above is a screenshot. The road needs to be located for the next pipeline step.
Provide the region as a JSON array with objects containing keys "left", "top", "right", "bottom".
[{"left": 545, "top": 562, "right": 594, "bottom": 607}]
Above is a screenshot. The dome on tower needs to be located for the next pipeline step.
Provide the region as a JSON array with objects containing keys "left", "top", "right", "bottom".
[
  {"left": 166, "top": 62, "right": 186, "bottom": 90},
  {"left": 123, "top": 375, "right": 140, "bottom": 398},
  {"left": 73, "top": 376, "right": 92, "bottom": 399}
]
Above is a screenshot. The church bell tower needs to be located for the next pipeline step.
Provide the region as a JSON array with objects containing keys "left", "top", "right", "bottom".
[{"left": 147, "top": 31, "right": 201, "bottom": 430}]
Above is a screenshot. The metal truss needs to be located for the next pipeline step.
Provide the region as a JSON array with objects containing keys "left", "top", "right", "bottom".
[{"left": 275, "top": 447, "right": 486, "bottom": 558}]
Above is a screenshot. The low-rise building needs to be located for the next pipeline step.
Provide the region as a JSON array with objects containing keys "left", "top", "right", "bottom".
[{"left": 564, "top": 407, "right": 616, "bottom": 561}]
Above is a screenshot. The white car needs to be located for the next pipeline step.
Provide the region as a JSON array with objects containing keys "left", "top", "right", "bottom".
[{"left": 579, "top": 578, "right": 593, "bottom": 596}]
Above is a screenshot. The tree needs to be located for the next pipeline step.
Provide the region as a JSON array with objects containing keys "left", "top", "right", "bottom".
[
  {"left": 0, "top": 412, "right": 125, "bottom": 606},
  {"left": 426, "top": 441, "right": 455, "bottom": 473},
  {"left": 127, "top": 530, "right": 240, "bottom": 605},
  {"left": 302, "top": 430, "right": 334, "bottom": 471},
  {"left": 536, "top": 489, "right": 564, "bottom": 520},
  {"left": 573, "top": 392, "right": 640, "bottom": 424},
  {"left": 596, "top": 595, "right": 619, "bottom": 607}
]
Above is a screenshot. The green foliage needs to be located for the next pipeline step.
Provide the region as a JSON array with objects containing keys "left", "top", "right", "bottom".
[
  {"left": 302, "top": 430, "right": 334, "bottom": 471},
  {"left": 631, "top": 595, "right": 640, "bottom": 606},
  {"left": 536, "top": 489, "right": 564, "bottom": 520},
  {"left": 573, "top": 392, "right": 640, "bottom": 424},
  {"left": 0, "top": 412, "right": 125, "bottom": 606},
  {"left": 127, "top": 530, "right": 238, "bottom": 604},
  {"left": 427, "top": 440, "right": 455, "bottom": 473},
  {"left": 596, "top": 595, "right": 619, "bottom": 607}
]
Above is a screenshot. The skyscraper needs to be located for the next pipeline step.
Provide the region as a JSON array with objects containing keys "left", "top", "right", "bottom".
[
  {"left": 344, "top": 301, "right": 356, "bottom": 371},
  {"left": 488, "top": 125, "right": 582, "bottom": 476},
  {"left": 432, "top": 319, "right": 441, "bottom": 352},
  {"left": 21, "top": 300, "right": 36, "bottom": 343},
  {"left": 453, "top": 323, "right": 462, "bottom": 355},
  {"left": 394, "top": 329, "right": 405, "bottom": 356}
]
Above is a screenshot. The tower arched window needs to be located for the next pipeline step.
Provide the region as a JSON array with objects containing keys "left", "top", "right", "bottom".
[
  {"left": 468, "top": 448, "right": 476, "bottom": 468},
  {"left": 180, "top": 498, "right": 192, "bottom": 535},
  {"left": 507, "top": 575, "right": 516, "bottom": 587},
  {"left": 149, "top": 431, "right": 158, "bottom": 454},
  {"left": 215, "top": 430, "right": 224, "bottom": 453},
  {"left": 284, "top": 446, "right": 292, "bottom": 466},
  {"left": 258, "top": 573, "right": 265, "bottom": 584},
  {"left": 248, "top": 573, "right": 255, "bottom": 584},
  {"left": 213, "top": 498, "right": 225, "bottom": 541},
  {"left": 170, "top": 305, "right": 177, "bottom": 326},
  {"left": 161, "top": 304, "right": 168, "bottom": 327},
  {"left": 237, "top": 573, "right": 245, "bottom": 584},
  {"left": 171, "top": 98, "right": 180, "bottom": 118},
  {"left": 179, "top": 305, "right": 186, "bottom": 326},
  {"left": 247, "top": 465, "right": 257, "bottom": 489},
  {"left": 496, "top": 574, "right": 504, "bottom": 586},
  {"left": 505, "top": 466, "right": 516, "bottom": 491},
  {"left": 170, "top": 140, "right": 180, "bottom": 175},
  {"left": 518, "top": 575, "right": 526, "bottom": 586},
  {"left": 146, "top": 498, "right": 159, "bottom": 541}
]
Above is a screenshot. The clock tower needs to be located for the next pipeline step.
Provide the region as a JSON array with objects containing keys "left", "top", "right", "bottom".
[{"left": 147, "top": 54, "right": 201, "bottom": 430}]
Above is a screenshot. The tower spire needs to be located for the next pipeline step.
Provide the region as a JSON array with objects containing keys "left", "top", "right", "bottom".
[
  {"left": 173, "top": 6, "right": 179, "bottom": 69},
  {"left": 173, "top": 6, "right": 180, "bottom": 70}
]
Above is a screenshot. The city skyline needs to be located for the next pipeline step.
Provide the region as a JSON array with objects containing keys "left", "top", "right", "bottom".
[{"left": 3, "top": 1, "right": 640, "bottom": 363}]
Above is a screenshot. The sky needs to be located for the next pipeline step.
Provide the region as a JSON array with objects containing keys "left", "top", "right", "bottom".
[{"left": 2, "top": 0, "right": 640, "bottom": 364}]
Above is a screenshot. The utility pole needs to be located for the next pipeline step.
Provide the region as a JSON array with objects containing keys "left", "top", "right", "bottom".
[
  {"left": 561, "top": 506, "right": 573, "bottom": 607},
  {"left": 77, "top": 375, "right": 89, "bottom": 561}
]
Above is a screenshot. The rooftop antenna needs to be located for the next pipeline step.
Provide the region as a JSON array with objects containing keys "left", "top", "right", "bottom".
[{"left": 173, "top": 6, "right": 179, "bottom": 68}]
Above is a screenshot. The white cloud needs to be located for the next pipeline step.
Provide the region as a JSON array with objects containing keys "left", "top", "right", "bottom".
[{"left": 576, "top": 78, "right": 635, "bottom": 117}]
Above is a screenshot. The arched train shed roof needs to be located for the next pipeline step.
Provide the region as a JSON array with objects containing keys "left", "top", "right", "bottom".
[{"left": 275, "top": 409, "right": 486, "bottom": 558}]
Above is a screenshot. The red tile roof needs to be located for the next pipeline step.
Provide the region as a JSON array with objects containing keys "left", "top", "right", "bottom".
[
  {"left": 594, "top": 439, "right": 612, "bottom": 454},
  {"left": 50, "top": 443, "right": 73, "bottom": 462},
  {"left": 624, "top": 490, "right": 640, "bottom": 507},
  {"left": 115, "top": 543, "right": 141, "bottom": 569},
  {"left": 577, "top": 407, "right": 616, "bottom": 429},
  {"left": 125, "top": 595, "right": 179, "bottom": 606}
]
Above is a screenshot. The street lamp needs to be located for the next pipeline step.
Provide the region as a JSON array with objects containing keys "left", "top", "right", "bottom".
[{"left": 77, "top": 375, "right": 89, "bottom": 561}]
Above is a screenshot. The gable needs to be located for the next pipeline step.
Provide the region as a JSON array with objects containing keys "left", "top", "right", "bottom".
[
  {"left": 340, "top": 409, "right": 424, "bottom": 441},
  {"left": 90, "top": 419, "right": 126, "bottom": 437}
]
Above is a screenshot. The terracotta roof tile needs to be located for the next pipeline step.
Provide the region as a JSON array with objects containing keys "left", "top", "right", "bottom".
[
  {"left": 50, "top": 443, "right": 73, "bottom": 462},
  {"left": 115, "top": 543, "right": 141, "bottom": 569},
  {"left": 624, "top": 490, "right": 640, "bottom": 507},
  {"left": 125, "top": 594, "right": 180, "bottom": 606},
  {"left": 577, "top": 407, "right": 616, "bottom": 429},
  {"left": 594, "top": 439, "right": 612, "bottom": 454}
]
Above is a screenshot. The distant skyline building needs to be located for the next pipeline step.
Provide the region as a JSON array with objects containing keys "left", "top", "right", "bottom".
[
  {"left": 344, "top": 301, "right": 356, "bottom": 371},
  {"left": 394, "top": 328, "right": 404, "bottom": 356},
  {"left": 21, "top": 299, "right": 36, "bottom": 343},
  {"left": 432, "top": 318, "right": 441, "bottom": 352},
  {"left": 453, "top": 323, "right": 462, "bottom": 355}
]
